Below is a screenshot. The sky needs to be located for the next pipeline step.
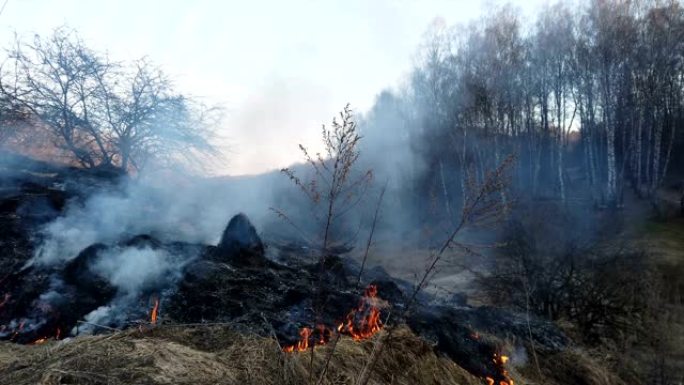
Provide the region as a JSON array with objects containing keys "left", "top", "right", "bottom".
[{"left": 0, "top": 0, "right": 545, "bottom": 176}]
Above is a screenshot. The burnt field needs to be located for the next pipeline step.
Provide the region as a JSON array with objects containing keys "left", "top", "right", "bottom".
[
  {"left": 1, "top": 1, "right": 684, "bottom": 384},
  {"left": 0, "top": 157, "right": 566, "bottom": 385},
  {"left": 0, "top": 152, "right": 681, "bottom": 385}
]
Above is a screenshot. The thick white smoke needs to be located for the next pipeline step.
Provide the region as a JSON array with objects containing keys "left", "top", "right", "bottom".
[
  {"left": 76, "top": 245, "right": 191, "bottom": 333},
  {"left": 92, "top": 247, "right": 180, "bottom": 296},
  {"left": 33, "top": 171, "right": 280, "bottom": 266},
  {"left": 27, "top": 170, "right": 284, "bottom": 333}
]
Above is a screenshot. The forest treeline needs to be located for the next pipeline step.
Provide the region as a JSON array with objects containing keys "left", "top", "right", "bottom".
[{"left": 361, "top": 0, "right": 684, "bottom": 217}]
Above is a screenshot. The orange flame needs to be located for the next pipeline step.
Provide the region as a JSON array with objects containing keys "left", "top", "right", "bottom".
[
  {"left": 283, "top": 327, "right": 312, "bottom": 353},
  {"left": 484, "top": 353, "right": 514, "bottom": 385},
  {"left": 31, "top": 337, "right": 48, "bottom": 345},
  {"left": 30, "top": 327, "right": 62, "bottom": 345},
  {"left": 338, "top": 284, "right": 383, "bottom": 341},
  {"left": 283, "top": 285, "right": 384, "bottom": 353},
  {"left": 150, "top": 298, "right": 160, "bottom": 325}
]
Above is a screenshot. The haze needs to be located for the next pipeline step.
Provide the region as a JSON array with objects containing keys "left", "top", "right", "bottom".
[{"left": 1, "top": 0, "right": 545, "bottom": 175}]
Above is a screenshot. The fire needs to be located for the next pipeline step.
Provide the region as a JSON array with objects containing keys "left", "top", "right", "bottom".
[
  {"left": 283, "top": 327, "right": 313, "bottom": 353},
  {"left": 484, "top": 352, "right": 514, "bottom": 385},
  {"left": 30, "top": 327, "right": 62, "bottom": 345},
  {"left": 150, "top": 298, "right": 160, "bottom": 325},
  {"left": 282, "top": 285, "right": 384, "bottom": 353},
  {"left": 338, "top": 284, "right": 383, "bottom": 341},
  {"left": 316, "top": 324, "right": 330, "bottom": 345}
]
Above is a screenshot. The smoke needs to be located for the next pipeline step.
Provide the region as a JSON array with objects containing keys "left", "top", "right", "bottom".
[
  {"left": 72, "top": 245, "right": 191, "bottom": 333},
  {"left": 92, "top": 247, "right": 181, "bottom": 296},
  {"left": 355, "top": 89, "right": 428, "bottom": 242},
  {"left": 33, "top": 171, "right": 281, "bottom": 266},
  {"left": 22, "top": 168, "right": 289, "bottom": 333}
]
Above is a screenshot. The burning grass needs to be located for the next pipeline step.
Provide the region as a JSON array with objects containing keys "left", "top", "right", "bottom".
[
  {"left": 0, "top": 325, "right": 483, "bottom": 385},
  {"left": 283, "top": 284, "right": 385, "bottom": 353}
]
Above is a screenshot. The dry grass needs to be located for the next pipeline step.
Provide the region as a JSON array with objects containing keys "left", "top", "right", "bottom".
[
  {"left": 641, "top": 217, "right": 684, "bottom": 263},
  {"left": 0, "top": 326, "right": 483, "bottom": 385},
  {"left": 519, "top": 348, "right": 626, "bottom": 385}
]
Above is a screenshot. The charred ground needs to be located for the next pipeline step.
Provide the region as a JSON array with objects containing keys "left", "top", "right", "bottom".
[{"left": 0, "top": 153, "right": 610, "bottom": 385}]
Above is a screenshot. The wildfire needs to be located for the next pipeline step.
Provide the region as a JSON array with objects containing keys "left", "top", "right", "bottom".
[
  {"left": 338, "top": 284, "right": 383, "bottom": 341},
  {"left": 485, "top": 353, "right": 514, "bottom": 385},
  {"left": 150, "top": 297, "right": 160, "bottom": 325},
  {"left": 283, "top": 327, "right": 313, "bottom": 353},
  {"left": 30, "top": 327, "right": 62, "bottom": 345},
  {"left": 282, "top": 285, "right": 384, "bottom": 353}
]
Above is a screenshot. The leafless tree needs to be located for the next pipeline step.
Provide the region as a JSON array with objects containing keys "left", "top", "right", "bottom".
[
  {"left": 275, "top": 104, "right": 373, "bottom": 384},
  {"left": 393, "top": 0, "right": 683, "bottom": 213},
  {"left": 279, "top": 104, "right": 373, "bottom": 253},
  {"left": 0, "top": 27, "right": 219, "bottom": 172},
  {"left": 0, "top": 28, "right": 112, "bottom": 167}
]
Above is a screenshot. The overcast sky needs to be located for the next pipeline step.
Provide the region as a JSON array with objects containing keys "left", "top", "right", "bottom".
[{"left": 0, "top": 0, "right": 545, "bottom": 175}]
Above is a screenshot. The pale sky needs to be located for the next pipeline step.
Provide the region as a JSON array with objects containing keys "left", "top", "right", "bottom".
[{"left": 0, "top": 0, "right": 546, "bottom": 175}]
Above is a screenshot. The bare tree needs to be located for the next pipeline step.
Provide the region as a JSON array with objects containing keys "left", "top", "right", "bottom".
[
  {"left": 0, "top": 28, "right": 219, "bottom": 172},
  {"left": 275, "top": 104, "right": 372, "bottom": 384},
  {"left": 0, "top": 28, "right": 112, "bottom": 167},
  {"left": 535, "top": 3, "right": 578, "bottom": 204},
  {"left": 0, "top": 88, "right": 24, "bottom": 146},
  {"left": 280, "top": 104, "right": 373, "bottom": 252},
  {"left": 96, "top": 59, "right": 219, "bottom": 172}
]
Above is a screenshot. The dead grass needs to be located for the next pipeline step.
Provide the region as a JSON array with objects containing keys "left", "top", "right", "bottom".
[
  {"left": 0, "top": 326, "right": 483, "bottom": 385},
  {"left": 519, "top": 348, "right": 626, "bottom": 385},
  {"left": 641, "top": 217, "right": 684, "bottom": 263}
]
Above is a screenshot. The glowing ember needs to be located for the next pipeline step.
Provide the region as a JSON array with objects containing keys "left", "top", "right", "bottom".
[
  {"left": 283, "top": 285, "right": 384, "bottom": 353},
  {"left": 316, "top": 324, "right": 331, "bottom": 345},
  {"left": 29, "top": 327, "right": 62, "bottom": 345},
  {"left": 150, "top": 298, "right": 160, "bottom": 325}
]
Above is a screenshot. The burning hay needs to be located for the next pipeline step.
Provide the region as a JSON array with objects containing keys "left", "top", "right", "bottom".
[
  {"left": 282, "top": 284, "right": 385, "bottom": 353},
  {"left": 0, "top": 326, "right": 483, "bottom": 385}
]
